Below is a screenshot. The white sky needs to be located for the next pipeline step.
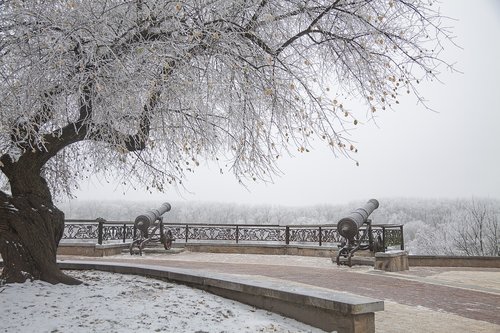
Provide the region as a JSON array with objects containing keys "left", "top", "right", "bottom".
[{"left": 73, "top": 0, "right": 500, "bottom": 207}]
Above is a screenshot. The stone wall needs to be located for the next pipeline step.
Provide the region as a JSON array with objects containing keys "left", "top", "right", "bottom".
[
  {"left": 409, "top": 255, "right": 500, "bottom": 268},
  {"left": 57, "top": 242, "right": 128, "bottom": 257}
]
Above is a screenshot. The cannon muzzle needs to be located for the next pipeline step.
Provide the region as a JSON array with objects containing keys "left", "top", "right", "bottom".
[
  {"left": 337, "top": 199, "right": 379, "bottom": 241},
  {"left": 134, "top": 202, "right": 171, "bottom": 233}
]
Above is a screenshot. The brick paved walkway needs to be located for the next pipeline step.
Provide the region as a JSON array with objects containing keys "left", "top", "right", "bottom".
[{"left": 58, "top": 252, "right": 500, "bottom": 326}]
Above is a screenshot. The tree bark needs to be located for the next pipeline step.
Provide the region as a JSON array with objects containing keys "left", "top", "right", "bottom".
[{"left": 0, "top": 168, "right": 81, "bottom": 285}]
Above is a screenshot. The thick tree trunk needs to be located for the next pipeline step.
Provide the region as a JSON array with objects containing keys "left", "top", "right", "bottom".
[{"left": 0, "top": 171, "right": 81, "bottom": 285}]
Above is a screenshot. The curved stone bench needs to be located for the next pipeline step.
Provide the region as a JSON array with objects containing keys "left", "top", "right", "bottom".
[{"left": 58, "top": 260, "right": 383, "bottom": 333}]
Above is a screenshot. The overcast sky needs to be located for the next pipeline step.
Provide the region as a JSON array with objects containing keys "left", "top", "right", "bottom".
[{"left": 73, "top": 0, "right": 500, "bottom": 206}]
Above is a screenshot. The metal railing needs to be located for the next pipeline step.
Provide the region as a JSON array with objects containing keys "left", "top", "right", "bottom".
[
  {"left": 63, "top": 219, "right": 404, "bottom": 251},
  {"left": 64, "top": 219, "right": 135, "bottom": 245}
]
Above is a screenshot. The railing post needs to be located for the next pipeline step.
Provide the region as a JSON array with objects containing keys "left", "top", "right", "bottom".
[
  {"left": 97, "top": 219, "right": 104, "bottom": 245},
  {"left": 185, "top": 224, "right": 189, "bottom": 244},
  {"left": 400, "top": 225, "right": 404, "bottom": 250},
  {"left": 236, "top": 225, "right": 239, "bottom": 244},
  {"left": 285, "top": 226, "right": 290, "bottom": 245},
  {"left": 159, "top": 218, "right": 164, "bottom": 238},
  {"left": 367, "top": 220, "right": 373, "bottom": 252},
  {"left": 122, "top": 224, "right": 127, "bottom": 243},
  {"left": 382, "top": 226, "right": 386, "bottom": 252},
  {"left": 319, "top": 226, "right": 322, "bottom": 246}
]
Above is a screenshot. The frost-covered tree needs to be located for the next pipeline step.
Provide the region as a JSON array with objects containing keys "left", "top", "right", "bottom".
[
  {"left": 454, "top": 200, "right": 499, "bottom": 256},
  {"left": 0, "top": 0, "right": 452, "bottom": 283}
]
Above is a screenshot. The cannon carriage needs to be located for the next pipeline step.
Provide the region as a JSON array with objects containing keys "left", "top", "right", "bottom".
[
  {"left": 335, "top": 199, "right": 383, "bottom": 266},
  {"left": 129, "top": 202, "right": 175, "bottom": 255}
]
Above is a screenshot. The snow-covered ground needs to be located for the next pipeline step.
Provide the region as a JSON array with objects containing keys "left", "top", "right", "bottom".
[{"left": 0, "top": 270, "right": 325, "bottom": 333}]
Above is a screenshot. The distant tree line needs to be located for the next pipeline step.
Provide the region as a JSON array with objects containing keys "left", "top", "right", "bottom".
[{"left": 60, "top": 199, "right": 350, "bottom": 225}]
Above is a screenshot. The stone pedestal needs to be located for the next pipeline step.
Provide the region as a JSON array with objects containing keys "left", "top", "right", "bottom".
[{"left": 374, "top": 250, "right": 409, "bottom": 272}]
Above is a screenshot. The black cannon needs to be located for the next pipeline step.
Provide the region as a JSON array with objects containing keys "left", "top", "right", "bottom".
[
  {"left": 129, "top": 202, "right": 175, "bottom": 255},
  {"left": 335, "top": 199, "right": 382, "bottom": 266}
]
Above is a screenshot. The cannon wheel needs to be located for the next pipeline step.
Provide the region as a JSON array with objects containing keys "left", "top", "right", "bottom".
[
  {"left": 163, "top": 229, "right": 173, "bottom": 250},
  {"left": 129, "top": 239, "right": 143, "bottom": 256},
  {"left": 334, "top": 247, "right": 350, "bottom": 265}
]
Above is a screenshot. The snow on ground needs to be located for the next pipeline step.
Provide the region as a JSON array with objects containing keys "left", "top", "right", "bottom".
[{"left": 0, "top": 270, "right": 325, "bottom": 333}]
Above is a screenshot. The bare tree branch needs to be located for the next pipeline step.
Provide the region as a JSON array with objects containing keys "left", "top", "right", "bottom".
[{"left": 0, "top": 0, "right": 455, "bottom": 198}]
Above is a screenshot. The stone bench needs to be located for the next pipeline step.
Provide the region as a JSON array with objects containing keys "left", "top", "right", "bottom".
[{"left": 58, "top": 260, "right": 384, "bottom": 333}]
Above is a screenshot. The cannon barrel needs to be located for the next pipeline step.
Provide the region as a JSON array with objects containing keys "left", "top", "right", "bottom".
[
  {"left": 337, "top": 199, "right": 379, "bottom": 241},
  {"left": 134, "top": 202, "right": 171, "bottom": 233}
]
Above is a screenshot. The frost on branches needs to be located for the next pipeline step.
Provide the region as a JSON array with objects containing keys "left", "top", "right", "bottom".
[{"left": 0, "top": 0, "right": 453, "bottom": 283}]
